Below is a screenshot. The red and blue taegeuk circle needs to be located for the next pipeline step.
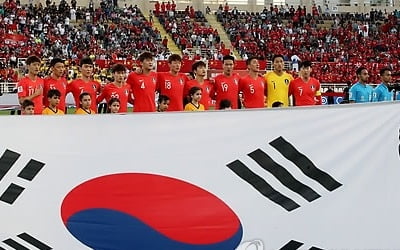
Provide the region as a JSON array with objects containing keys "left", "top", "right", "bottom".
[{"left": 60, "top": 173, "right": 243, "bottom": 250}]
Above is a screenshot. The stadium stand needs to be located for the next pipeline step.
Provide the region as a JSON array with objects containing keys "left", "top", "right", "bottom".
[
  {"left": 0, "top": 0, "right": 399, "bottom": 88},
  {"left": 0, "top": 0, "right": 167, "bottom": 63},
  {"left": 156, "top": 6, "right": 224, "bottom": 60},
  {"left": 216, "top": 6, "right": 400, "bottom": 83}
]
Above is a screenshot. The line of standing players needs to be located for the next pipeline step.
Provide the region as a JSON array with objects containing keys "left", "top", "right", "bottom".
[{"left": 17, "top": 52, "right": 323, "bottom": 115}]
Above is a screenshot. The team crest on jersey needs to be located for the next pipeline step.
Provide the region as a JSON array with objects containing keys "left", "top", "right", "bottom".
[
  {"left": 125, "top": 89, "right": 129, "bottom": 95},
  {"left": 311, "top": 85, "right": 315, "bottom": 90},
  {"left": 152, "top": 77, "right": 156, "bottom": 84},
  {"left": 92, "top": 84, "right": 97, "bottom": 90},
  {"left": 179, "top": 78, "right": 184, "bottom": 85},
  {"left": 234, "top": 79, "right": 239, "bottom": 85},
  {"left": 285, "top": 79, "right": 290, "bottom": 85}
]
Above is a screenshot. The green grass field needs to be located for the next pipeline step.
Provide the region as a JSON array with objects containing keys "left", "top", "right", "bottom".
[{"left": 0, "top": 110, "right": 11, "bottom": 115}]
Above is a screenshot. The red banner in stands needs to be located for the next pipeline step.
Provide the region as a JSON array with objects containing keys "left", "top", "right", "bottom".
[
  {"left": 156, "top": 60, "right": 193, "bottom": 72},
  {"left": 157, "top": 60, "right": 169, "bottom": 72},
  {"left": 92, "top": 59, "right": 269, "bottom": 71},
  {"left": 78, "top": 59, "right": 399, "bottom": 84},
  {"left": 3, "top": 34, "right": 27, "bottom": 45},
  {"left": 94, "top": 60, "right": 139, "bottom": 70}
]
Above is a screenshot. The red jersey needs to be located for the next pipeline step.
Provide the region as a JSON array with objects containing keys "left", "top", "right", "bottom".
[
  {"left": 43, "top": 76, "right": 67, "bottom": 112},
  {"left": 238, "top": 75, "right": 265, "bottom": 108},
  {"left": 127, "top": 71, "right": 157, "bottom": 112},
  {"left": 66, "top": 78, "right": 100, "bottom": 112},
  {"left": 289, "top": 77, "right": 321, "bottom": 106},
  {"left": 213, "top": 73, "right": 240, "bottom": 109},
  {"left": 17, "top": 76, "right": 44, "bottom": 114},
  {"left": 184, "top": 79, "right": 214, "bottom": 110},
  {"left": 157, "top": 72, "right": 187, "bottom": 111},
  {"left": 96, "top": 83, "right": 131, "bottom": 113}
]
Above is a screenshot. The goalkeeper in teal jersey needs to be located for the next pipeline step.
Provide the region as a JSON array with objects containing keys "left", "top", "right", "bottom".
[
  {"left": 349, "top": 67, "right": 374, "bottom": 103},
  {"left": 373, "top": 68, "right": 394, "bottom": 102}
]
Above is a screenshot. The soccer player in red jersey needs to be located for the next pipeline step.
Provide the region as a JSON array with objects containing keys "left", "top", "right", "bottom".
[
  {"left": 97, "top": 64, "right": 132, "bottom": 113},
  {"left": 213, "top": 55, "right": 241, "bottom": 109},
  {"left": 66, "top": 57, "right": 100, "bottom": 112},
  {"left": 43, "top": 58, "right": 67, "bottom": 113},
  {"left": 184, "top": 61, "right": 214, "bottom": 110},
  {"left": 288, "top": 61, "right": 322, "bottom": 106},
  {"left": 157, "top": 54, "right": 187, "bottom": 111},
  {"left": 17, "top": 55, "right": 44, "bottom": 114},
  {"left": 127, "top": 52, "right": 157, "bottom": 112},
  {"left": 239, "top": 57, "right": 265, "bottom": 108}
]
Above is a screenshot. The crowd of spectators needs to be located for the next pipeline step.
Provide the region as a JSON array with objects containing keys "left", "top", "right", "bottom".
[
  {"left": 155, "top": 2, "right": 225, "bottom": 61},
  {"left": 0, "top": 59, "right": 17, "bottom": 82},
  {"left": 0, "top": 0, "right": 168, "bottom": 66},
  {"left": 217, "top": 4, "right": 400, "bottom": 83}
]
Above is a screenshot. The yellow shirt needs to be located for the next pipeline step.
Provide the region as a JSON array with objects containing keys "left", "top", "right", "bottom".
[
  {"left": 75, "top": 108, "right": 95, "bottom": 114},
  {"left": 264, "top": 71, "right": 294, "bottom": 107},
  {"left": 42, "top": 107, "right": 65, "bottom": 115},
  {"left": 184, "top": 102, "right": 205, "bottom": 111}
]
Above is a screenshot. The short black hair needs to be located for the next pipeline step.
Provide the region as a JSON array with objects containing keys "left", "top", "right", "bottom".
[
  {"left": 108, "top": 97, "right": 120, "bottom": 106},
  {"left": 299, "top": 60, "right": 312, "bottom": 68},
  {"left": 79, "top": 92, "right": 91, "bottom": 101},
  {"left": 272, "top": 101, "right": 283, "bottom": 107},
  {"left": 50, "top": 58, "right": 64, "bottom": 67},
  {"left": 112, "top": 63, "right": 126, "bottom": 73},
  {"left": 47, "top": 89, "right": 61, "bottom": 98},
  {"left": 26, "top": 55, "right": 41, "bottom": 65},
  {"left": 80, "top": 57, "right": 93, "bottom": 66},
  {"left": 158, "top": 95, "right": 170, "bottom": 103},
  {"left": 272, "top": 54, "right": 284, "bottom": 63},
  {"left": 219, "top": 99, "right": 231, "bottom": 109},
  {"left": 22, "top": 99, "right": 34, "bottom": 108},
  {"left": 189, "top": 86, "right": 202, "bottom": 96},
  {"left": 192, "top": 61, "right": 207, "bottom": 72},
  {"left": 223, "top": 55, "right": 235, "bottom": 63},
  {"left": 168, "top": 54, "right": 182, "bottom": 63},
  {"left": 138, "top": 52, "right": 153, "bottom": 62},
  {"left": 246, "top": 56, "right": 258, "bottom": 66},
  {"left": 356, "top": 67, "right": 367, "bottom": 76},
  {"left": 379, "top": 67, "right": 391, "bottom": 76}
]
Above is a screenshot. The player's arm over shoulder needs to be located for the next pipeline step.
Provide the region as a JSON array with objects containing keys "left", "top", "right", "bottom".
[{"left": 66, "top": 80, "right": 76, "bottom": 93}]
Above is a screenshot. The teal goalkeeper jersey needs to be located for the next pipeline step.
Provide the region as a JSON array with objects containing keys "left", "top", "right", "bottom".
[
  {"left": 372, "top": 83, "right": 394, "bottom": 102},
  {"left": 349, "top": 82, "right": 373, "bottom": 103}
]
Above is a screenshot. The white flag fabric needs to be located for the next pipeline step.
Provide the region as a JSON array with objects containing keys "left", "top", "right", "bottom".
[{"left": 0, "top": 102, "right": 399, "bottom": 250}]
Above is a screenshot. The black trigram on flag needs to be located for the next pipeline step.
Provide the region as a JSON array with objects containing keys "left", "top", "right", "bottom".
[
  {"left": 0, "top": 149, "right": 45, "bottom": 205},
  {"left": 1, "top": 232, "right": 52, "bottom": 250},
  {"left": 279, "top": 240, "right": 324, "bottom": 250},
  {"left": 227, "top": 137, "right": 342, "bottom": 212}
]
